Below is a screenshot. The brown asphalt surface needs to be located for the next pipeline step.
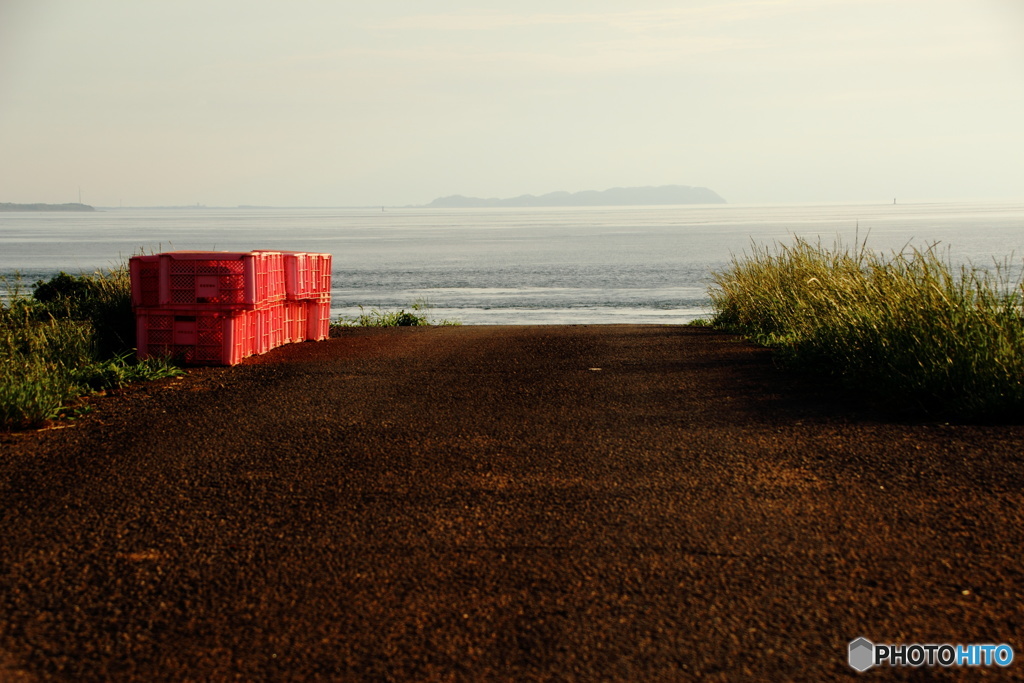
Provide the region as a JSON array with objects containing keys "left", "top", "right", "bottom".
[{"left": 1, "top": 325, "right": 1022, "bottom": 681}]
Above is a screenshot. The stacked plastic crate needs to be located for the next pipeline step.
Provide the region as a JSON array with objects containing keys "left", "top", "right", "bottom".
[
  {"left": 266, "top": 251, "right": 333, "bottom": 344},
  {"left": 130, "top": 250, "right": 332, "bottom": 366}
]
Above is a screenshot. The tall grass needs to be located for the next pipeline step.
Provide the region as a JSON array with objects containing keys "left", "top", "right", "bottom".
[
  {"left": 32, "top": 266, "right": 135, "bottom": 357},
  {"left": 710, "top": 236, "right": 1024, "bottom": 420},
  {"left": 1, "top": 267, "right": 181, "bottom": 429}
]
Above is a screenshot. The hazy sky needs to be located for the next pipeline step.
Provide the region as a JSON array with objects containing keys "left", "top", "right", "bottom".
[{"left": 2, "top": 0, "right": 1023, "bottom": 207}]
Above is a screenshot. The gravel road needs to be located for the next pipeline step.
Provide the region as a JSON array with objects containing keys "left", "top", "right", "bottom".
[{"left": 1, "top": 325, "right": 1022, "bottom": 681}]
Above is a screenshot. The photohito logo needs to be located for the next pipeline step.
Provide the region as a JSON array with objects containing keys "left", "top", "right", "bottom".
[{"left": 849, "top": 637, "right": 1014, "bottom": 671}]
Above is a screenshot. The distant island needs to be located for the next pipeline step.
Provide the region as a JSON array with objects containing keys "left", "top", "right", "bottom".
[
  {"left": 424, "top": 185, "right": 726, "bottom": 208},
  {"left": 0, "top": 202, "right": 95, "bottom": 212}
]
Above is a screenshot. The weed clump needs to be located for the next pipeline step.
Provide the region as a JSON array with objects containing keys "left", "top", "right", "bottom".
[
  {"left": 709, "top": 236, "right": 1024, "bottom": 420},
  {"left": 332, "top": 299, "right": 461, "bottom": 330},
  {"left": 1, "top": 267, "right": 181, "bottom": 429}
]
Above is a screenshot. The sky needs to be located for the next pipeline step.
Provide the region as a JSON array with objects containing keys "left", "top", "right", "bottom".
[{"left": 1, "top": 0, "right": 1023, "bottom": 207}]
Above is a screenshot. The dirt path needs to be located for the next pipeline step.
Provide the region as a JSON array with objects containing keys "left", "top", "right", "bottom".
[{"left": 1, "top": 325, "right": 1022, "bottom": 680}]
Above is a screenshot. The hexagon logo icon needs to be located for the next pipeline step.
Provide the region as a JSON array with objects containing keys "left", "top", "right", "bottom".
[{"left": 849, "top": 637, "right": 875, "bottom": 672}]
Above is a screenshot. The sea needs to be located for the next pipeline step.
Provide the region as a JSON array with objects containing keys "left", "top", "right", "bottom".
[{"left": 2, "top": 201, "right": 1023, "bottom": 325}]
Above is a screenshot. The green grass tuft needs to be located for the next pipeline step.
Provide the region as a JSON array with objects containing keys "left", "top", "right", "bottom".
[
  {"left": 709, "top": 236, "right": 1024, "bottom": 421},
  {"left": 332, "top": 298, "right": 461, "bottom": 330},
  {"left": 1, "top": 267, "right": 183, "bottom": 429}
]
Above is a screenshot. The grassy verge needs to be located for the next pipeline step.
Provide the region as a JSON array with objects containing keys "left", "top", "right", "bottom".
[
  {"left": 709, "top": 236, "right": 1024, "bottom": 420},
  {"left": 1, "top": 266, "right": 181, "bottom": 430},
  {"left": 332, "top": 299, "right": 461, "bottom": 331}
]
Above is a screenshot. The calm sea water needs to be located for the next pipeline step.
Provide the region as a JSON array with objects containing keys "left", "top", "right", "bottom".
[{"left": 2, "top": 202, "right": 1023, "bottom": 324}]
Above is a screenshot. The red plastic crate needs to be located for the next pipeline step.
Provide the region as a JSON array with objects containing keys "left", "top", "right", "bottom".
[
  {"left": 136, "top": 307, "right": 259, "bottom": 366},
  {"left": 281, "top": 299, "right": 330, "bottom": 342},
  {"left": 305, "top": 297, "right": 331, "bottom": 341},
  {"left": 130, "top": 251, "right": 286, "bottom": 308},
  {"left": 283, "top": 301, "right": 309, "bottom": 343},
  {"left": 129, "top": 255, "right": 161, "bottom": 307},
  {"left": 132, "top": 250, "right": 330, "bottom": 365},
  {"left": 255, "top": 302, "right": 287, "bottom": 354},
  {"left": 302, "top": 252, "right": 332, "bottom": 299},
  {"left": 256, "top": 251, "right": 332, "bottom": 300}
]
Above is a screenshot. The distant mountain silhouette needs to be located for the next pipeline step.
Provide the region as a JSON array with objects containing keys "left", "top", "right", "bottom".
[{"left": 425, "top": 185, "right": 726, "bottom": 208}]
